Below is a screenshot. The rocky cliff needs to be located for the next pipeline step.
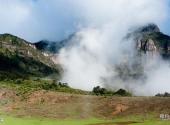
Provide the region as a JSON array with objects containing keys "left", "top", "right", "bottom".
[{"left": 133, "top": 24, "right": 170, "bottom": 58}]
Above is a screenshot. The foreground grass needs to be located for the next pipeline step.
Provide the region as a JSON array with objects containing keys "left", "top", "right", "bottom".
[
  {"left": 0, "top": 115, "right": 169, "bottom": 125},
  {"left": 0, "top": 116, "right": 105, "bottom": 125}
]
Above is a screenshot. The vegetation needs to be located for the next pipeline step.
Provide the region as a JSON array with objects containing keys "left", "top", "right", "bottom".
[
  {"left": 155, "top": 92, "right": 170, "bottom": 97},
  {"left": 0, "top": 115, "right": 169, "bottom": 125},
  {"left": 0, "top": 79, "right": 89, "bottom": 96},
  {"left": 0, "top": 79, "right": 132, "bottom": 97},
  {"left": 34, "top": 34, "right": 73, "bottom": 54},
  {"left": 114, "top": 89, "right": 132, "bottom": 96},
  {"left": 92, "top": 86, "right": 132, "bottom": 96},
  {"left": 0, "top": 53, "right": 61, "bottom": 80},
  {"left": 0, "top": 33, "right": 62, "bottom": 80},
  {"left": 0, "top": 116, "right": 104, "bottom": 125}
]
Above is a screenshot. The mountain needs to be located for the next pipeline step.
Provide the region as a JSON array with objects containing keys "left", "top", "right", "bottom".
[
  {"left": 131, "top": 23, "right": 170, "bottom": 58},
  {"left": 1, "top": 24, "right": 169, "bottom": 81},
  {"left": 114, "top": 24, "right": 170, "bottom": 82},
  {"left": 0, "top": 33, "right": 61, "bottom": 80},
  {"left": 34, "top": 34, "right": 74, "bottom": 54},
  {"left": 35, "top": 24, "right": 170, "bottom": 59}
]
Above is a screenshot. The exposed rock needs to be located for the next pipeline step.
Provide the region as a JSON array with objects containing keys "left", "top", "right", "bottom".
[
  {"left": 137, "top": 39, "right": 157, "bottom": 53},
  {"left": 131, "top": 24, "right": 170, "bottom": 58}
]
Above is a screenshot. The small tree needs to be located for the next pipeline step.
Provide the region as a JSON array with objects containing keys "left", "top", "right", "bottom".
[
  {"left": 114, "top": 89, "right": 132, "bottom": 96},
  {"left": 92, "top": 86, "right": 108, "bottom": 95}
]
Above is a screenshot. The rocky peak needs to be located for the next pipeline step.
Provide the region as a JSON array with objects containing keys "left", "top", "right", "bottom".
[
  {"left": 137, "top": 39, "right": 157, "bottom": 52},
  {"left": 131, "top": 24, "right": 170, "bottom": 58},
  {"left": 137, "top": 23, "right": 160, "bottom": 34}
]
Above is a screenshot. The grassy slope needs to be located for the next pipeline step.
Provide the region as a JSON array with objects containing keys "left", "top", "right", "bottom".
[{"left": 0, "top": 80, "right": 169, "bottom": 125}]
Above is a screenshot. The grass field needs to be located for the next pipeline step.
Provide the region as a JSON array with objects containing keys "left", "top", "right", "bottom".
[
  {"left": 0, "top": 116, "right": 104, "bottom": 125},
  {"left": 0, "top": 116, "right": 169, "bottom": 125}
]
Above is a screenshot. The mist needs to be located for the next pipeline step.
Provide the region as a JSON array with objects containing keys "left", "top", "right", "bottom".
[
  {"left": 0, "top": 0, "right": 170, "bottom": 95},
  {"left": 59, "top": 0, "right": 170, "bottom": 96}
]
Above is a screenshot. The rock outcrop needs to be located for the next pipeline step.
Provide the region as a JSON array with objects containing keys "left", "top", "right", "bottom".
[{"left": 132, "top": 24, "right": 170, "bottom": 58}]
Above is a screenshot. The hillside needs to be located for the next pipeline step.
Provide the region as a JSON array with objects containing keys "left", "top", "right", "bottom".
[
  {"left": 34, "top": 34, "right": 74, "bottom": 54},
  {"left": 0, "top": 34, "right": 61, "bottom": 80},
  {"left": 0, "top": 88, "right": 169, "bottom": 119}
]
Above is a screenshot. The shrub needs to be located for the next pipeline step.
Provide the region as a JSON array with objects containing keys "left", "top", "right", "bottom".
[
  {"left": 114, "top": 89, "right": 132, "bottom": 96},
  {"left": 155, "top": 92, "right": 170, "bottom": 97},
  {"left": 92, "top": 86, "right": 132, "bottom": 96},
  {"left": 93, "top": 86, "right": 114, "bottom": 96}
]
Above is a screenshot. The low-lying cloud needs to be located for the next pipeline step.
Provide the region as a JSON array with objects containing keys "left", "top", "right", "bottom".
[
  {"left": 59, "top": 0, "right": 170, "bottom": 95},
  {"left": 0, "top": 0, "right": 170, "bottom": 95}
]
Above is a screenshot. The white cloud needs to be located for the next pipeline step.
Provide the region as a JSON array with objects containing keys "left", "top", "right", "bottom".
[
  {"left": 0, "top": 0, "right": 169, "bottom": 42},
  {"left": 59, "top": 0, "right": 170, "bottom": 95},
  {"left": 0, "top": 0, "right": 170, "bottom": 95},
  {"left": 0, "top": 0, "right": 31, "bottom": 33}
]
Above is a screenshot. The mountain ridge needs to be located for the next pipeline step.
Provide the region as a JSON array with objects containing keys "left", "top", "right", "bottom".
[
  {"left": 0, "top": 33, "right": 61, "bottom": 80},
  {"left": 1, "top": 23, "right": 170, "bottom": 80},
  {"left": 34, "top": 23, "right": 170, "bottom": 58}
]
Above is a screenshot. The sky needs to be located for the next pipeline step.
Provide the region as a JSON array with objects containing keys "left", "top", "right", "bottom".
[
  {"left": 0, "top": 0, "right": 170, "bottom": 95},
  {"left": 0, "top": 0, "right": 170, "bottom": 42}
]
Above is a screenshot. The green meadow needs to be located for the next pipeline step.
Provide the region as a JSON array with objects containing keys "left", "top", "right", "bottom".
[
  {"left": 0, "top": 116, "right": 169, "bottom": 125},
  {"left": 0, "top": 116, "right": 103, "bottom": 125}
]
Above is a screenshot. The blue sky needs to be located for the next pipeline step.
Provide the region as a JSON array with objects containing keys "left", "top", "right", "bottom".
[
  {"left": 0, "top": 0, "right": 169, "bottom": 42},
  {"left": 160, "top": 0, "right": 170, "bottom": 35},
  {"left": 162, "top": 22, "right": 170, "bottom": 36}
]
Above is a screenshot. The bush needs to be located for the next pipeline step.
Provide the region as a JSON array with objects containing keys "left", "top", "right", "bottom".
[
  {"left": 92, "top": 86, "right": 132, "bottom": 96},
  {"left": 155, "top": 92, "right": 170, "bottom": 97},
  {"left": 93, "top": 86, "right": 104, "bottom": 95},
  {"left": 58, "top": 82, "right": 69, "bottom": 88},
  {"left": 114, "top": 89, "right": 132, "bottom": 96}
]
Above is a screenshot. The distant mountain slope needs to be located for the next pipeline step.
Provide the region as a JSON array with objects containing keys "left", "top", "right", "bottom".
[
  {"left": 34, "top": 34, "right": 74, "bottom": 54},
  {"left": 0, "top": 34, "right": 61, "bottom": 80}
]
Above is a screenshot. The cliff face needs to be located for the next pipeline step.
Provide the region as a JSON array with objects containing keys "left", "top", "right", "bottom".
[
  {"left": 114, "top": 24, "right": 170, "bottom": 82},
  {"left": 133, "top": 24, "right": 170, "bottom": 58},
  {"left": 137, "top": 39, "right": 157, "bottom": 52}
]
